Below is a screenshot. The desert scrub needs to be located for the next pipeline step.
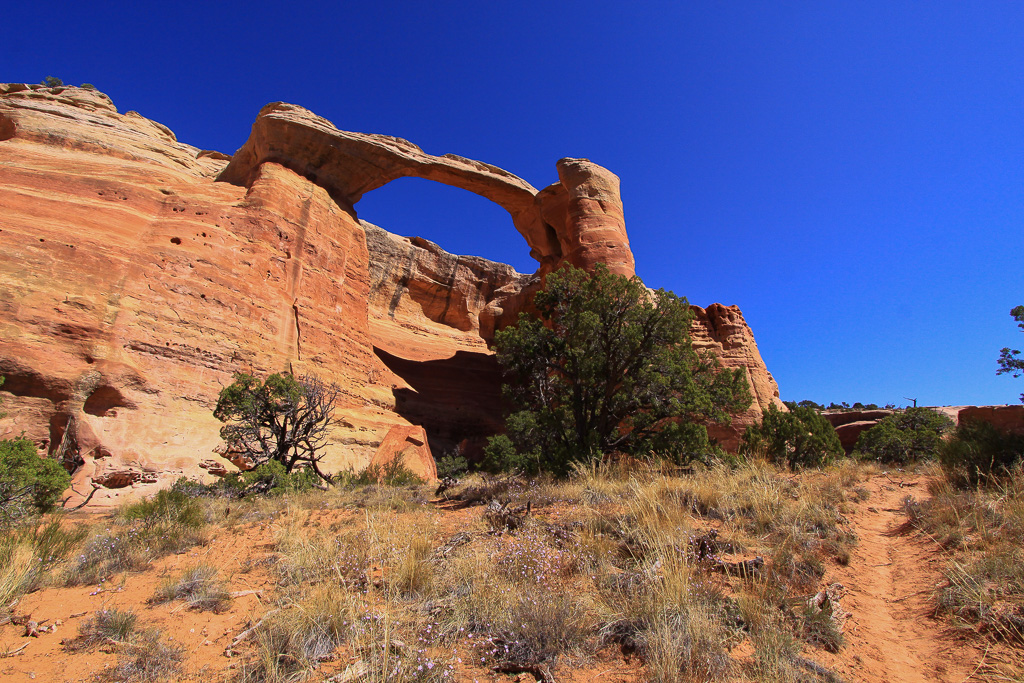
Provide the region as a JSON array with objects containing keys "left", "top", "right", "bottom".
[
  {"left": 66, "top": 608, "right": 138, "bottom": 650},
  {"left": 64, "top": 490, "right": 208, "bottom": 586},
  {"left": 581, "top": 459, "right": 857, "bottom": 678},
  {"left": 151, "top": 565, "right": 231, "bottom": 611},
  {"left": 428, "top": 533, "right": 594, "bottom": 674},
  {"left": 69, "top": 609, "right": 182, "bottom": 681},
  {"left": 0, "top": 517, "right": 86, "bottom": 612},
  {"left": 274, "top": 506, "right": 437, "bottom": 596},
  {"left": 102, "top": 631, "right": 184, "bottom": 683},
  {"left": 237, "top": 587, "right": 352, "bottom": 682},
  {"left": 596, "top": 553, "right": 737, "bottom": 683},
  {"left": 237, "top": 587, "right": 454, "bottom": 682},
  {"left": 905, "top": 463, "right": 1024, "bottom": 642}
]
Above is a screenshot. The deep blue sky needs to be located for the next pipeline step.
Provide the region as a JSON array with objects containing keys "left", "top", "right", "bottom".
[{"left": 7, "top": 1, "right": 1023, "bottom": 407}]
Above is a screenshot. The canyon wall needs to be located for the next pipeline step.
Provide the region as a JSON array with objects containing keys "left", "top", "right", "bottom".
[{"left": 0, "top": 84, "right": 781, "bottom": 503}]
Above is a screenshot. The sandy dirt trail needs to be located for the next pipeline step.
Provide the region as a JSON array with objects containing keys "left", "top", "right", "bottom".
[{"left": 826, "top": 473, "right": 984, "bottom": 683}]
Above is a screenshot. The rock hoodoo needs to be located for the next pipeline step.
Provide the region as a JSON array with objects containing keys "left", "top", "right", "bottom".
[{"left": 0, "top": 84, "right": 782, "bottom": 504}]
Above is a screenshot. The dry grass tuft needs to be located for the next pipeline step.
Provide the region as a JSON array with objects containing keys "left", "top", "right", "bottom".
[
  {"left": 64, "top": 491, "right": 208, "bottom": 587},
  {"left": 151, "top": 564, "right": 231, "bottom": 612},
  {"left": 904, "top": 463, "right": 1024, "bottom": 642}
]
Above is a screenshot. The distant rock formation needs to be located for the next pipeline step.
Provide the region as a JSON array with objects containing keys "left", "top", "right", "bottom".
[
  {"left": 823, "top": 405, "right": 1024, "bottom": 453},
  {"left": 0, "top": 83, "right": 782, "bottom": 505}
]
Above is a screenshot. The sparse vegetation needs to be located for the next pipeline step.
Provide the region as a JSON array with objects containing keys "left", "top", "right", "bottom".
[
  {"left": 903, "top": 461, "right": 1024, "bottom": 644},
  {"left": 997, "top": 304, "right": 1024, "bottom": 403},
  {"left": 64, "top": 489, "right": 208, "bottom": 586},
  {"left": 855, "top": 407, "right": 953, "bottom": 464},
  {"left": 151, "top": 565, "right": 231, "bottom": 611},
  {"left": 214, "top": 372, "right": 341, "bottom": 482},
  {"left": 69, "top": 609, "right": 183, "bottom": 681},
  {"left": 4, "top": 447, "right": 1005, "bottom": 681},
  {"left": 41, "top": 76, "right": 63, "bottom": 87},
  {"left": 741, "top": 404, "right": 844, "bottom": 469},
  {"left": 487, "top": 264, "right": 751, "bottom": 475}
]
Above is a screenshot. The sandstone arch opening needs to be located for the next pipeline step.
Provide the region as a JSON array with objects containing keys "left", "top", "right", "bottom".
[
  {"left": 356, "top": 176, "right": 538, "bottom": 274},
  {"left": 357, "top": 178, "right": 538, "bottom": 460}
]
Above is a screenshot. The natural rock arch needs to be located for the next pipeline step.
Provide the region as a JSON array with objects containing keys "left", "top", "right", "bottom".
[{"left": 218, "top": 102, "right": 635, "bottom": 277}]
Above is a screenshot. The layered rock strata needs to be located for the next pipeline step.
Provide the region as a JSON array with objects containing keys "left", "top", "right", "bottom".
[
  {"left": 0, "top": 84, "right": 782, "bottom": 504},
  {"left": 690, "top": 304, "right": 784, "bottom": 450}
]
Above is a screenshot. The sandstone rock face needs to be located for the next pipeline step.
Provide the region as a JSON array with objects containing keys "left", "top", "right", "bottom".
[
  {"left": 219, "top": 102, "right": 634, "bottom": 277},
  {"left": 690, "top": 304, "right": 785, "bottom": 450},
  {"left": 369, "top": 425, "right": 437, "bottom": 482},
  {"left": 0, "top": 84, "right": 781, "bottom": 504},
  {"left": 0, "top": 85, "right": 399, "bottom": 504},
  {"left": 957, "top": 405, "right": 1024, "bottom": 434}
]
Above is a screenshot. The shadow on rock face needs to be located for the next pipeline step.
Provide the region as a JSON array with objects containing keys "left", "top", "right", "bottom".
[{"left": 372, "top": 346, "right": 506, "bottom": 461}]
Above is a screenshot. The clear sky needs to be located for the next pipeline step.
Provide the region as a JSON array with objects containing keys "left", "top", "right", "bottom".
[{"left": 7, "top": 1, "right": 1023, "bottom": 407}]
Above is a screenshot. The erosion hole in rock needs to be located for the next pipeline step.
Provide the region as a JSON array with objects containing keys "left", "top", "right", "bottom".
[
  {"left": 355, "top": 176, "right": 536, "bottom": 274},
  {"left": 93, "top": 470, "right": 152, "bottom": 489},
  {"left": 170, "top": 236, "right": 182, "bottom": 245},
  {"left": 0, "top": 113, "right": 14, "bottom": 142},
  {"left": 83, "top": 385, "right": 134, "bottom": 416},
  {"left": 0, "top": 362, "right": 73, "bottom": 403}
]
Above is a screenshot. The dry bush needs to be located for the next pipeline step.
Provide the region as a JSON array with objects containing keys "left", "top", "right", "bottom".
[
  {"left": 597, "top": 552, "right": 736, "bottom": 683},
  {"left": 908, "top": 463, "right": 1024, "bottom": 642},
  {"left": 72, "top": 611, "right": 184, "bottom": 683},
  {"left": 237, "top": 587, "right": 353, "bottom": 682},
  {"left": 64, "top": 492, "right": 208, "bottom": 586},
  {"left": 151, "top": 564, "right": 231, "bottom": 612},
  {"left": 0, "top": 517, "right": 87, "bottom": 612},
  {"left": 238, "top": 588, "right": 452, "bottom": 683},
  {"left": 65, "top": 608, "right": 138, "bottom": 652},
  {"left": 429, "top": 542, "right": 593, "bottom": 673},
  {"left": 101, "top": 630, "right": 184, "bottom": 683},
  {"left": 274, "top": 505, "right": 438, "bottom": 598},
  {"left": 0, "top": 541, "right": 34, "bottom": 616}
]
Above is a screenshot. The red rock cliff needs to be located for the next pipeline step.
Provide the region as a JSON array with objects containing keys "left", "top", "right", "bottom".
[{"left": 0, "top": 84, "right": 782, "bottom": 503}]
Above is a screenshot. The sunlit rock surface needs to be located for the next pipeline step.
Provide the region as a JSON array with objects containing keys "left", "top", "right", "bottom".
[{"left": 0, "top": 84, "right": 781, "bottom": 504}]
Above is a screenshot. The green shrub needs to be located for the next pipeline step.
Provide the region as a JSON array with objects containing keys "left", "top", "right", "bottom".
[
  {"left": 119, "top": 488, "right": 206, "bottom": 528},
  {"left": 939, "top": 419, "right": 1024, "bottom": 486},
  {"left": 41, "top": 76, "right": 63, "bottom": 87},
  {"left": 740, "top": 404, "right": 843, "bottom": 469},
  {"left": 0, "top": 436, "right": 71, "bottom": 522},
  {"left": 170, "top": 461, "right": 320, "bottom": 499},
  {"left": 491, "top": 264, "right": 750, "bottom": 476},
  {"left": 348, "top": 455, "right": 424, "bottom": 487},
  {"left": 482, "top": 433, "right": 541, "bottom": 475},
  {"left": 435, "top": 450, "right": 469, "bottom": 479},
  {"left": 856, "top": 407, "right": 953, "bottom": 464},
  {"left": 65, "top": 491, "right": 208, "bottom": 586}
]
